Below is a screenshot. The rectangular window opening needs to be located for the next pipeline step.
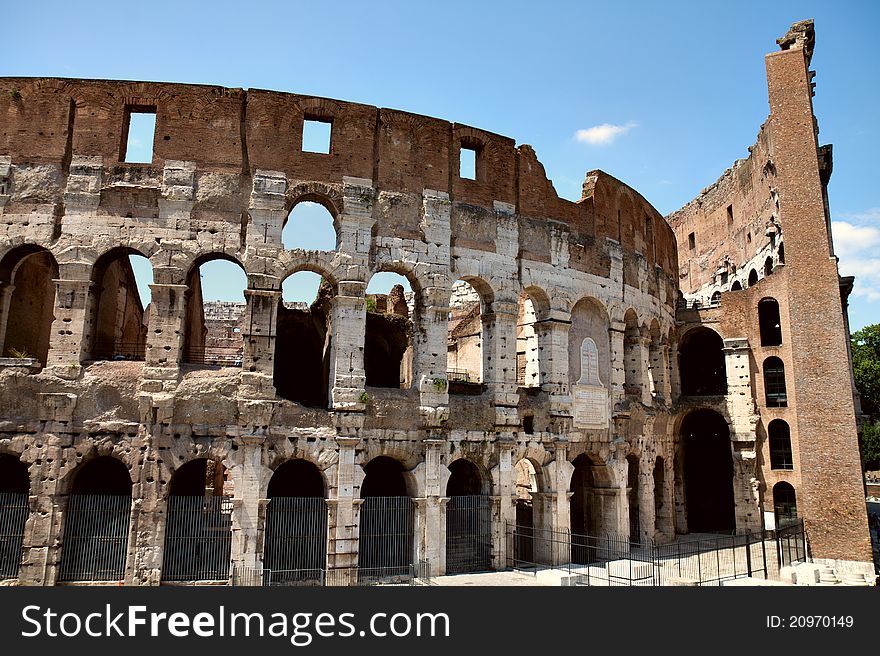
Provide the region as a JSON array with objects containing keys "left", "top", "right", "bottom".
[
  {"left": 459, "top": 145, "right": 477, "bottom": 180},
  {"left": 302, "top": 118, "right": 332, "bottom": 154},
  {"left": 688, "top": 232, "right": 696, "bottom": 250},
  {"left": 122, "top": 108, "right": 157, "bottom": 164},
  {"left": 727, "top": 204, "right": 734, "bottom": 226}
]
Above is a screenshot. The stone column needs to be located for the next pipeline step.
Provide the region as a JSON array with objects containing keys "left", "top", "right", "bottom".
[
  {"left": 492, "top": 440, "right": 515, "bottom": 569},
  {"left": 229, "top": 436, "right": 264, "bottom": 576},
  {"left": 240, "top": 288, "right": 280, "bottom": 400},
  {"left": 329, "top": 282, "right": 367, "bottom": 411},
  {"left": 545, "top": 442, "right": 573, "bottom": 565},
  {"left": 668, "top": 340, "right": 681, "bottom": 402},
  {"left": 723, "top": 338, "right": 761, "bottom": 533},
  {"left": 637, "top": 335, "right": 652, "bottom": 406},
  {"left": 535, "top": 311, "right": 573, "bottom": 425},
  {"left": 44, "top": 277, "right": 92, "bottom": 378},
  {"left": 144, "top": 282, "right": 187, "bottom": 372},
  {"left": 484, "top": 300, "right": 520, "bottom": 426},
  {"left": 0, "top": 282, "right": 15, "bottom": 355},
  {"left": 638, "top": 467, "right": 654, "bottom": 545},
  {"left": 609, "top": 322, "right": 626, "bottom": 408},
  {"left": 415, "top": 286, "right": 450, "bottom": 426},
  {"left": 422, "top": 439, "right": 443, "bottom": 575},
  {"left": 327, "top": 437, "right": 360, "bottom": 584}
]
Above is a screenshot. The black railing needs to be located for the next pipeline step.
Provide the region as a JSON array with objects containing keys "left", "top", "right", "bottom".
[
  {"left": 58, "top": 494, "right": 131, "bottom": 582},
  {"left": 162, "top": 495, "right": 233, "bottom": 582},
  {"left": 446, "top": 368, "right": 474, "bottom": 384},
  {"left": 506, "top": 522, "right": 789, "bottom": 586},
  {"left": 182, "top": 346, "right": 243, "bottom": 367},
  {"left": 0, "top": 492, "right": 28, "bottom": 579},
  {"left": 90, "top": 341, "right": 145, "bottom": 362}
]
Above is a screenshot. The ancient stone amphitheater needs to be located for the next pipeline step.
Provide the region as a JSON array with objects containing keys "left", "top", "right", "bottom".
[{"left": 0, "top": 19, "right": 873, "bottom": 586}]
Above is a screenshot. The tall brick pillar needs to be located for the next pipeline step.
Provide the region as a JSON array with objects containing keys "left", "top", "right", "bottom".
[{"left": 765, "top": 23, "right": 872, "bottom": 568}]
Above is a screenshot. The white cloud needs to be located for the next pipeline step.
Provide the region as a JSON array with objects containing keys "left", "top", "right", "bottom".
[
  {"left": 574, "top": 121, "right": 638, "bottom": 146},
  {"left": 832, "top": 213, "right": 880, "bottom": 302}
]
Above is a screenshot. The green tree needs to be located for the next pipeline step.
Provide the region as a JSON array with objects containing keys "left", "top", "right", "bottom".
[
  {"left": 852, "top": 324, "right": 880, "bottom": 417},
  {"left": 852, "top": 324, "right": 880, "bottom": 470}
]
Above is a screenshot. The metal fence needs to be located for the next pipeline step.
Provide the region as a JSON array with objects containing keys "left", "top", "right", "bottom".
[
  {"left": 0, "top": 492, "right": 28, "bottom": 579},
  {"left": 91, "top": 340, "right": 145, "bottom": 361},
  {"left": 233, "top": 560, "right": 432, "bottom": 587},
  {"left": 358, "top": 496, "right": 415, "bottom": 583},
  {"left": 262, "top": 497, "right": 327, "bottom": 585},
  {"left": 162, "top": 495, "right": 233, "bottom": 582},
  {"left": 182, "top": 345, "right": 243, "bottom": 367},
  {"left": 446, "top": 495, "right": 492, "bottom": 574},
  {"left": 506, "top": 521, "right": 803, "bottom": 586},
  {"left": 58, "top": 494, "right": 131, "bottom": 582},
  {"left": 776, "top": 519, "right": 807, "bottom": 569}
]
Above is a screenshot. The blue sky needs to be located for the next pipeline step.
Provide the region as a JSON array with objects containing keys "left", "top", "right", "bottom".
[{"left": 7, "top": 1, "right": 879, "bottom": 329}]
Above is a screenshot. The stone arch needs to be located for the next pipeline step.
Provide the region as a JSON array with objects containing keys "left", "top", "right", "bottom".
[
  {"left": 569, "top": 296, "right": 611, "bottom": 387},
  {"left": 447, "top": 278, "right": 490, "bottom": 385},
  {"left": 86, "top": 246, "right": 152, "bottom": 361},
  {"left": 623, "top": 308, "right": 643, "bottom": 398},
  {"left": 647, "top": 319, "right": 666, "bottom": 401},
  {"left": 679, "top": 409, "right": 735, "bottom": 534},
  {"left": 748, "top": 268, "right": 758, "bottom": 287},
  {"left": 58, "top": 455, "right": 133, "bottom": 583},
  {"left": 678, "top": 326, "right": 727, "bottom": 396},
  {"left": 263, "top": 458, "right": 328, "bottom": 582},
  {"left": 364, "top": 269, "right": 416, "bottom": 390},
  {"left": 0, "top": 244, "right": 58, "bottom": 365},
  {"left": 445, "top": 457, "right": 492, "bottom": 574},
  {"left": 517, "top": 286, "right": 549, "bottom": 388},
  {"left": 282, "top": 194, "right": 340, "bottom": 252},
  {"left": 179, "top": 253, "right": 248, "bottom": 366}
]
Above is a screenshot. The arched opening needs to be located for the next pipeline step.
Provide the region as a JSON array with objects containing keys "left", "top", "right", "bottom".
[
  {"left": 653, "top": 456, "right": 665, "bottom": 535},
  {"left": 358, "top": 456, "right": 414, "bottom": 582},
  {"left": 0, "top": 246, "right": 58, "bottom": 365},
  {"left": 758, "top": 298, "right": 782, "bottom": 347},
  {"left": 679, "top": 327, "right": 727, "bottom": 396},
  {"left": 162, "top": 458, "right": 232, "bottom": 582},
  {"left": 513, "top": 458, "right": 539, "bottom": 565},
  {"left": 446, "top": 279, "right": 484, "bottom": 388},
  {"left": 182, "top": 256, "right": 247, "bottom": 366},
  {"left": 0, "top": 454, "right": 29, "bottom": 579},
  {"left": 748, "top": 269, "right": 758, "bottom": 287},
  {"left": 569, "top": 297, "right": 611, "bottom": 425},
  {"left": 516, "top": 291, "right": 541, "bottom": 388},
  {"left": 681, "top": 410, "right": 735, "bottom": 534},
  {"left": 263, "top": 460, "right": 327, "bottom": 585},
  {"left": 768, "top": 419, "right": 793, "bottom": 470},
  {"left": 764, "top": 256, "right": 774, "bottom": 277},
  {"left": 730, "top": 281, "right": 743, "bottom": 291},
  {"left": 282, "top": 200, "right": 337, "bottom": 252},
  {"left": 778, "top": 242, "right": 785, "bottom": 265},
  {"left": 88, "top": 249, "right": 151, "bottom": 361},
  {"left": 569, "top": 454, "right": 616, "bottom": 562},
  {"left": 274, "top": 271, "right": 333, "bottom": 407},
  {"left": 623, "top": 310, "right": 642, "bottom": 397},
  {"left": 772, "top": 482, "right": 798, "bottom": 529},
  {"left": 763, "top": 356, "right": 787, "bottom": 407},
  {"left": 627, "top": 455, "right": 640, "bottom": 545},
  {"left": 58, "top": 456, "right": 132, "bottom": 582},
  {"left": 445, "top": 459, "right": 491, "bottom": 574},
  {"left": 364, "top": 273, "right": 413, "bottom": 389},
  {"left": 710, "top": 291, "right": 721, "bottom": 305}
]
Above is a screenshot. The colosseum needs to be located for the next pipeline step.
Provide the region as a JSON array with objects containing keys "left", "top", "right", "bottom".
[{"left": 0, "top": 19, "right": 873, "bottom": 586}]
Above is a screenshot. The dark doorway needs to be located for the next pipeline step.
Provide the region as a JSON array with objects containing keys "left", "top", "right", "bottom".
[
  {"left": 58, "top": 457, "right": 132, "bottom": 582},
  {"left": 681, "top": 410, "right": 736, "bottom": 533},
  {"left": 0, "top": 246, "right": 58, "bottom": 366},
  {"left": 0, "top": 455, "right": 29, "bottom": 579},
  {"left": 679, "top": 328, "right": 727, "bottom": 396},
  {"left": 162, "top": 459, "right": 232, "bottom": 582},
  {"left": 758, "top": 298, "right": 783, "bottom": 346},
  {"left": 773, "top": 482, "right": 798, "bottom": 529},
  {"left": 570, "top": 454, "right": 602, "bottom": 563},
  {"left": 445, "top": 460, "right": 491, "bottom": 574},
  {"left": 627, "top": 455, "right": 640, "bottom": 545},
  {"left": 263, "top": 460, "right": 327, "bottom": 585},
  {"left": 358, "top": 457, "right": 414, "bottom": 582}
]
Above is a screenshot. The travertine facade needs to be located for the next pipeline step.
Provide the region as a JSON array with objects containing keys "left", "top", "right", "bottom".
[{"left": 0, "top": 19, "right": 872, "bottom": 585}]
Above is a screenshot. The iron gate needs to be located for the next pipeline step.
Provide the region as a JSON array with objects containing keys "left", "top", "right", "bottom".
[
  {"left": 58, "top": 494, "right": 131, "bottom": 582},
  {"left": 358, "top": 496, "right": 414, "bottom": 583},
  {"left": 776, "top": 518, "right": 807, "bottom": 568},
  {"left": 0, "top": 492, "right": 28, "bottom": 578},
  {"left": 446, "top": 495, "right": 492, "bottom": 574},
  {"left": 262, "top": 496, "right": 327, "bottom": 585},
  {"left": 162, "top": 495, "right": 233, "bottom": 582}
]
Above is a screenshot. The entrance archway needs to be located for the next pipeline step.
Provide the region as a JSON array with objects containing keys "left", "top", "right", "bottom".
[
  {"left": 58, "top": 456, "right": 132, "bottom": 582},
  {"left": 681, "top": 410, "right": 735, "bottom": 533},
  {"left": 445, "top": 459, "right": 491, "bottom": 574},
  {"left": 263, "top": 460, "right": 327, "bottom": 584},
  {"left": 358, "top": 457, "right": 414, "bottom": 582},
  {"left": 0, "top": 454, "right": 29, "bottom": 579}
]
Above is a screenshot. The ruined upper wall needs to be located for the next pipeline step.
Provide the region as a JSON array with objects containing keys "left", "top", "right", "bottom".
[
  {"left": 666, "top": 124, "right": 780, "bottom": 296},
  {"left": 0, "top": 77, "right": 677, "bottom": 281}
]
